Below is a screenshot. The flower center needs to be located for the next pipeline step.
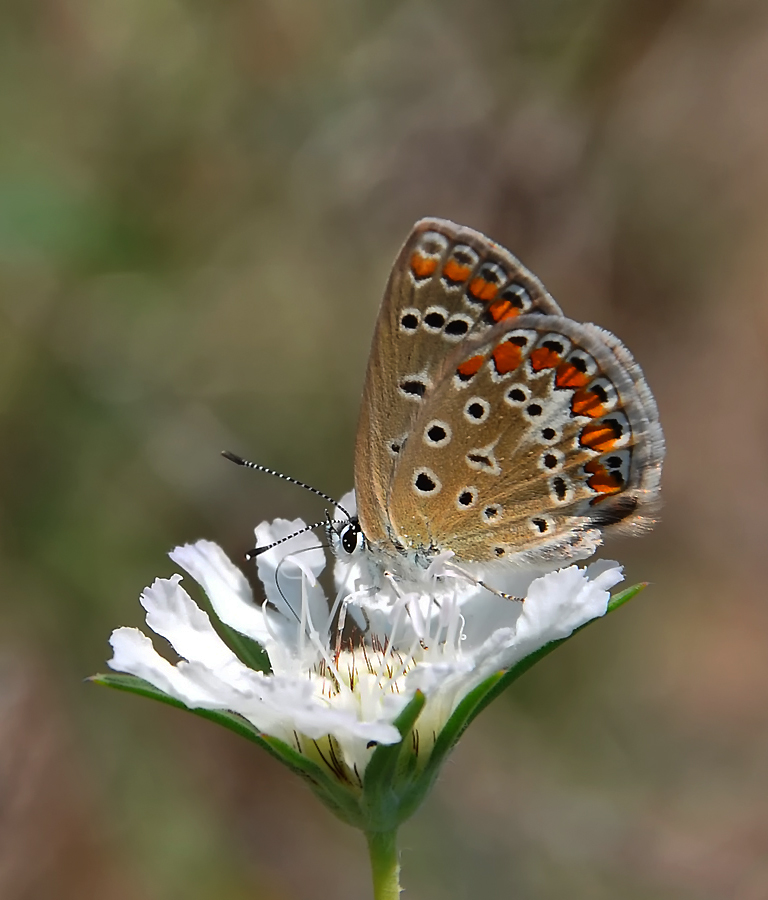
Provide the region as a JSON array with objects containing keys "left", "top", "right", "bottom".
[{"left": 316, "top": 643, "right": 417, "bottom": 698}]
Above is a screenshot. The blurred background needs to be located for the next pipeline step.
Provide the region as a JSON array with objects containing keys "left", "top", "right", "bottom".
[{"left": 1, "top": 1, "right": 768, "bottom": 898}]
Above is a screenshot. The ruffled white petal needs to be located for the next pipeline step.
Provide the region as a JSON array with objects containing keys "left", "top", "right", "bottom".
[
  {"left": 466, "top": 563, "right": 623, "bottom": 683},
  {"left": 512, "top": 563, "right": 622, "bottom": 652},
  {"left": 108, "top": 501, "right": 625, "bottom": 777},
  {"left": 109, "top": 627, "right": 230, "bottom": 708},
  {"left": 169, "top": 541, "right": 281, "bottom": 647},
  {"left": 109, "top": 580, "right": 402, "bottom": 751},
  {"left": 254, "top": 518, "right": 329, "bottom": 639},
  {"left": 140, "top": 574, "right": 245, "bottom": 676}
]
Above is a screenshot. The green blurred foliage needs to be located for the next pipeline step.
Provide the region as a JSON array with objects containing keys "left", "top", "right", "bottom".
[{"left": 2, "top": 1, "right": 768, "bottom": 898}]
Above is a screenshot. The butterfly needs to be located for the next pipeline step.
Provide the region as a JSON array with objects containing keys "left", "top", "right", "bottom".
[{"left": 329, "top": 218, "right": 664, "bottom": 586}]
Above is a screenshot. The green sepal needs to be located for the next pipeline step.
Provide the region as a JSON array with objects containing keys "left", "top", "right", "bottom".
[
  {"left": 362, "top": 691, "right": 426, "bottom": 831},
  {"left": 606, "top": 581, "right": 646, "bottom": 613},
  {"left": 215, "top": 625, "right": 271, "bottom": 674}
]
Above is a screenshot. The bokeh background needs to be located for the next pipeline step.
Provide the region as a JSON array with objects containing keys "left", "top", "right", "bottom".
[{"left": 2, "top": 1, "right": 768, "bottom": 898}]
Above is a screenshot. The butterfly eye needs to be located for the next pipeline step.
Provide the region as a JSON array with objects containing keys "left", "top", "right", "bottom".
[{"left": 340, "top": 523, "right": 363, "bottom": 555}]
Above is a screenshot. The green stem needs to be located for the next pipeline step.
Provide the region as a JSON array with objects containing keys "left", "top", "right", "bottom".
[{"left": 366, "top": 829, "right": 401, "bottom": 900}]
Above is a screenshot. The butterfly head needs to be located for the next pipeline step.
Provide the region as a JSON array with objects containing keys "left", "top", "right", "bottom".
[{"left": 328, "top": 513, "right": 366, "bottom": 559}]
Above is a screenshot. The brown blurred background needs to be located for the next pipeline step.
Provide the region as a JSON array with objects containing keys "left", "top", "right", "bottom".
[{"left": 1, "top": 1, "right": 768, "bottom": 898}]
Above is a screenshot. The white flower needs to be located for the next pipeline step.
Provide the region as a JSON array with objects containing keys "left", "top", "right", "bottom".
[{"left": 108, "top": 500, "right": 623, "bottom": 782}]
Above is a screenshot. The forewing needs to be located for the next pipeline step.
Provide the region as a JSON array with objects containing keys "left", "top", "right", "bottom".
[
  {"left": 387, "top": 314, "right": 664, "bottom": 564},
  {"left": 354, "top": 218, "right": 563, "bottom": 547}
]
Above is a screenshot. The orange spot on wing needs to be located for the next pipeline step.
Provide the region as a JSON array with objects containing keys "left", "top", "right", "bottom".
[
  {"left": 491, "top": 341, "right": 523, "bottom": 375},
  {"left": 443, "top": 259, "right": 472, "bottom": 283},
  {"left": 530, "top": 347, "right": 561, "bottom": 371},
  {"left": 469, "top": 276, "right": 499, "bottom": 302},
  {"left": 555, "top": 361, "right": 590, "bottom": 389},
  {"left": 571, "top": 388, "right": 606, "bottom": 418},
  {"left": 487, "top": 298, "right": 522, "bottom": 322},
  {"left": 411, "top": 252, "right": 438, "bottom": 278},
  {"left": 580, "top": 421, "right": 620, "bottom": 452},
  {"left": 584, "top": 459, "right": 623, "bottom": 495},
  {"left": 456, "top": 354, "right": 484, "bottom": 379}
]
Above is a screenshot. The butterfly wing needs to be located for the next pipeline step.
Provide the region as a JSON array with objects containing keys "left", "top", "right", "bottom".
[
  {"left": 387, "top": 313, "right": 664, "bottom": 564},
  {"left": 355, "top": 218, "right": 563, "bottom": 548}
]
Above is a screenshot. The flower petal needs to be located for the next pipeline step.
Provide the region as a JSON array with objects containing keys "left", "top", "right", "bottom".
[
  {"left": 337, "top": 490, "right": 357, "bottom": 517},
  {"left": 108, "top": 627, "right": 227, "bottom": 707},
  {"left": 518, "top": 563, "right": 622, "bottom": 643},
  {"left": 254, "top": 518, "right": 329, "bottom": 638},
  {"left": 170, "top": 541, "right": 283, "bottom": 646},
  {"left": 109, "top": 627, "right": 401, "bottom": 754},
  {"left": 477, "top": 563, "right": 623, "bottom": 677},
  {"left": 139, "top": 574, "right": 246, "bottom": 674},
  {"left": 107, "top": 492, "right": 631, "bottom": 786}
]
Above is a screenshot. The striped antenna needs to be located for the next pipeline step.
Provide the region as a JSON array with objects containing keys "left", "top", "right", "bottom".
[{"left": 245, "top": 518, "right": 348, "bottom": 559}]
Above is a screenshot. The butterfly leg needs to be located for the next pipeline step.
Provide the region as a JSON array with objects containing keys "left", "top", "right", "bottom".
[{"left": 442, "top": 562, "right": 523, "bottom": 603}]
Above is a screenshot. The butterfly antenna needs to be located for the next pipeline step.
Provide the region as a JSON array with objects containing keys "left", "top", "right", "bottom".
[
  {"left": 222, "top": 450, "right": 351, "bottom": 519},
  {"left": 245, "top": 518, "right": 349, "bottom": 559}
]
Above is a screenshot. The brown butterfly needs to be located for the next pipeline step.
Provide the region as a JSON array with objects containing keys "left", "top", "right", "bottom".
[{"left": 340, "top": 218, "right": 664, "bottom": 583}]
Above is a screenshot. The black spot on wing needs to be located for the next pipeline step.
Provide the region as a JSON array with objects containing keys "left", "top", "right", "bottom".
[{"left": 589, "top": 495, "right": 638, "bottom": 527}]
